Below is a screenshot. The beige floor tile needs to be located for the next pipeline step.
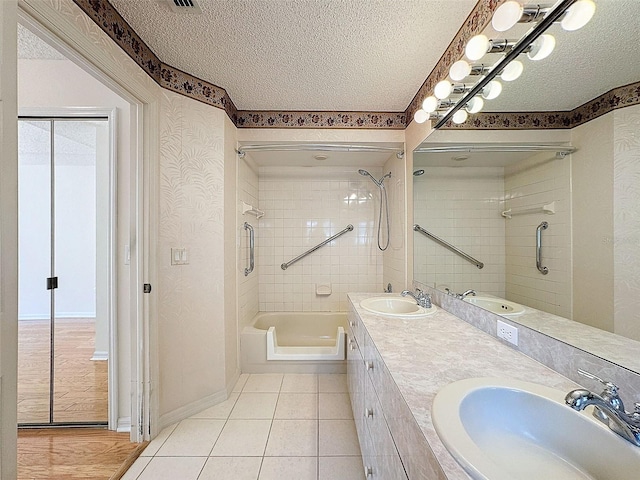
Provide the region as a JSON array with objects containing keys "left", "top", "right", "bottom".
[
  {"left": 233, "top": 374, "right": 250, "bottom": 392},
  {"left": 319, "top": 456, "right": 365, "bottom": 480},
  {"left": 319, "top": 374, "right": 348, "bottom": 393},
  {"left": 258, "top": 457, "right": 317, "bottom": 480},
  {"left": 198, "top": 456, "right": 262, "bottom": 480},
  {"left": 264, "top": 419, "right": 318, "bottom": 457},
  {"left": 230, "top": 393, "right": 278, "bottom": 419},
  {"left": 281, "top": 374, "right": 318, "bottom": 393},
  {"left": 243, "top": 374, "right": 284, "bottom": 393},
  {"left": 274, "top": 393, "right": 318, "bottom": 419},
  {"left": 319, "top": 393, "right": 353, "bottom": 419},
  {"left": 136, "top": 456, "right": 206, "bottom": 480},
  {"left": 191, "top": 392, "right": 239, "bottom": 419},
  {"left": 319, "top": 420, "right": 361, "bottom": 456},
  {"left": 140, "top": 423, "right": 177, "bottom": 456},
  {"left": 210, "top": 419, "right": 272, "bottom": 456},
  {"left": 156, "top": 419, "right": 226, "bottom": 456}
]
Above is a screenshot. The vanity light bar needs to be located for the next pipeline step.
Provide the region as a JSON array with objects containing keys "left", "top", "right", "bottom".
[{"left": 434, "top": 0, "right": 580, "bottom": 129}]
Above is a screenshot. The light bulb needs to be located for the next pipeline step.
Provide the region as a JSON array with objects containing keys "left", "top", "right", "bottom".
[
  {"left": 481, "top": 80, "right": 502, "bottom": 100},
  {"left": 452, "top": 109, "right": 468, "bottom": 124},
  {"left": 492, "top": 1, "right": 524, "bottom": 32},
  {"left": 449, "top": 60, "right": 471, "bottom": 81},
  {"left": 527, "top": 34, "right": 555, "bottom": 61},
  {"left": 422, "top": 96, "right": 439, "bottom": 113},
  {"left": 561, "top": 0, "right": 596, "bottom": 31},
  {"left": 414, "top": 109, "right": 429, "bottom": 124},
  {"left": 465, "top": 35, "right": 490, "bottom": 61},
  {"left": 465, "top": 97, "right": 484, "bottom": 114},
  {"left": 434, "top": 80, "right": 453, "bottom": 100},
  {"left": 501, "top": 60, "right": 523, "bottom": 81}
]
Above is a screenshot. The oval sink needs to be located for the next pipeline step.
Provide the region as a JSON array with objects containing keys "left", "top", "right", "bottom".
[
  {"left": 360, "top": 297, "right": 436, "bottom": 317},
  {"left": 432, "top": 377, "right": 640, "bottom": 480},
  {"left": 463, "top": 296, "right": 524, "bottom": 317}
]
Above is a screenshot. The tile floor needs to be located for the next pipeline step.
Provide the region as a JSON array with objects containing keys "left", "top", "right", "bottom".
[{"left": 122, "top": 373, "right": 365, "bottom": 480}]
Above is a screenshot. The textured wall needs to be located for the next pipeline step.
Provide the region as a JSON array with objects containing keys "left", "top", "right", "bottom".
[
  {"left": 158, "top": 90, "right": 227, "bottom": 416},
  {"left": 505, "top": 151, "right": 572, "bottom": 319},
  {"left": 413, "top": 166, "right": 505, "bottom": 296},
  {"left": 571, "top": 114, "right": 614, "bottom": 331},
  {"left": 613, "top": 104, "right": 640, "bottom": 341}
]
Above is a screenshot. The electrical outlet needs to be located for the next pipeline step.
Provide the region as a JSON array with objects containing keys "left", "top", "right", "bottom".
[{"left": 497, "top": 319, "right": 518, "bottom": 346}]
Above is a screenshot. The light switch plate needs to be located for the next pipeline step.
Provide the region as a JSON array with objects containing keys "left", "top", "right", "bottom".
[{"left": 171, "top": 247, "right": 188, "bottom": 265}]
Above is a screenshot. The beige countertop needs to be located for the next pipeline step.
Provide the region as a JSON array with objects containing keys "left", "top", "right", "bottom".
[{"left": 348, "top": 292, "right": 581, "bottom": 479}]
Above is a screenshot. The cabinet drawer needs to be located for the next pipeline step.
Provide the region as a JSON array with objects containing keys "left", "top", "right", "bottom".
[{"left": 363, "top": 374, "right": 408, "bottom": 480}]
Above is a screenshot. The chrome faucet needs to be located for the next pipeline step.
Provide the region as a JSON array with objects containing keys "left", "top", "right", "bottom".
[
  {"left": 565, "top": 369, "right": 640, "bottom": 447},
  {"left": 445, "top": 288, "right": 476, "bottom": 300},
  {"left": 401, "top": 288, "right": 432, "bottom": 308}
]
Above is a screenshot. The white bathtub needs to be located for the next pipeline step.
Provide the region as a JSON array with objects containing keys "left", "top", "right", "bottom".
[{"left": 241, "top": 312, "right": 348, "bottom": 374}]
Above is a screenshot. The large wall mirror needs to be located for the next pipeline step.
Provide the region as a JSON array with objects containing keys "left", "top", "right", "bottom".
[{"left": 412, "top": 0, "right": 640, "bottom": 373}]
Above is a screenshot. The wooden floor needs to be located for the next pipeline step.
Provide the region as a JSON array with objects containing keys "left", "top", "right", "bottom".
[
  {"left": 18, "top": 319, "right": 142, "bottom": 479},
  {"left": 18, "top": 428, "right": 144, "bottom": 480},
  {"left": 18, "top": 318, "right": 108, "bottom": 424}
]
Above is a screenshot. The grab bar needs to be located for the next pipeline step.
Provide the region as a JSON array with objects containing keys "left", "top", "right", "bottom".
[
  {"left": 413, "top": 224, "right": 484, "bottom": 269},
  {"left": 536, "top": 221, "right": 549, "bottom": 275},
  {"left": 281, "top": 224, "right": 353, "bottom": 270},
  {"left": 244, "top": 222, "right": 254, "bottom": 276}
]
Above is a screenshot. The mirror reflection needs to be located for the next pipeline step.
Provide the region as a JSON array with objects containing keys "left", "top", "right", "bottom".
[{"left": 412, "top": 0, "right": 640, "bottom": 371}]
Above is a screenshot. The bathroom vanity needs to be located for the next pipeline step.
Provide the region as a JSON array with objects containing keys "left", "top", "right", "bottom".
[{"left": 347, "top": 293, "right": 583, "bottom": 479}]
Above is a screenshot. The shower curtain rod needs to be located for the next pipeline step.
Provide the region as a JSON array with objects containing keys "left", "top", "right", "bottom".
[
  {"left": 237, "top": 143, "right": 404, "bottom": 158},
  {"left": 414, "top": 144, "right": 576, "bottom": 156}
]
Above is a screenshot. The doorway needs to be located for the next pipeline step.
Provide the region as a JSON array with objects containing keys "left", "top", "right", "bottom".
[{"left": 17, "top": 116, "right": 111, "bottom": 426}]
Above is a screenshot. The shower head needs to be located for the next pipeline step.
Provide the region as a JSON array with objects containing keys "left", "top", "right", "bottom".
[
  {"left": 358, "top": 169, "right": 391, "bottom": 187},
  {"left": 358, "top": 169, "right": 381, "bottom": 186}
]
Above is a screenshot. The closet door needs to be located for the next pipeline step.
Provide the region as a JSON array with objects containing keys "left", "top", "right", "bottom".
[
  {"left": 17, "top": 120, "right": 53, "bottom": 424},
  {"left": 17, "top": 118, "right": 108, "bottom": 426}
]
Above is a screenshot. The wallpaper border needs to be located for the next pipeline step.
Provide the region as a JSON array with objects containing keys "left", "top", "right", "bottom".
[{"left": 72, "top": 0, "right": 639, "bottom": 130}]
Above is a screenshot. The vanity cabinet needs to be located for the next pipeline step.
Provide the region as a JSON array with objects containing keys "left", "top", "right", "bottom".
[{"left": 347, "top": 309, "right": 408, "bottom": 480}]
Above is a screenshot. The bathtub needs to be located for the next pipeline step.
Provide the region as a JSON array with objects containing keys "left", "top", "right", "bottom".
[{"left": 241, "top": 312, "right": 348, "bottom": 374}]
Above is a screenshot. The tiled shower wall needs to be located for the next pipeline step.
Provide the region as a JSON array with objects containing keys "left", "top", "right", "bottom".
[
  {"left": 413, "top": 167, "right": 505, "bottom": 296},
  {"left": 238, "top": 157, "right": 260, "bottom": 331},
  {"left": 257, "top": 169, "right": 383, "bottom": 312},
  {"left": 504, "top": 151, "right": 572, "bottom": 318}
]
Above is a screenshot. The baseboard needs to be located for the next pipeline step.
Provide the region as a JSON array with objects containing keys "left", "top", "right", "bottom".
[
  {"left": 91, "top": 350, "right": 109, "bottom": 361},
  {"left": 226, "top": 369, "right": 241, "bottom": 396},
  {"left": 117, "top": 417, "right": 131, "bottom": 433},
  {"left": 158, "top": 389, "right": 228, "bottom": 430}
]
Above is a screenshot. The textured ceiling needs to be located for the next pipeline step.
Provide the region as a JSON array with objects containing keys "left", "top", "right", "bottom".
[
  {"left": 18, "top": 24, "right": 65, "bottom": 60},
  {"left": 108, "top": 0, "right": 477, "bottom": 112}
]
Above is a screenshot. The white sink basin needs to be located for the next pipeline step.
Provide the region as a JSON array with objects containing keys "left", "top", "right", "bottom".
[
  {"left": 432, "top": 377, "right": 640, "bottom": 480},
  {"left": 359, "top": 297, "right": 436, "bottom": 317},
  {"left": 463, "top": 296, "right": 524, "bottom": 317}
]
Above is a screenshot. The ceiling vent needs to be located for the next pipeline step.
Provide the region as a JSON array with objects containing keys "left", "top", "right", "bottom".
[{"left": 166, "top": 0, "right": 202, "bottom": 14}]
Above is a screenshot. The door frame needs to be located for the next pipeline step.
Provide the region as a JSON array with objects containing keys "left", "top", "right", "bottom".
[
  {"left": 17, "top": 1, "right": 159, "bottom": 442},
  {"left": 18, "top": 109, "right": 118, "bottom": 428}
]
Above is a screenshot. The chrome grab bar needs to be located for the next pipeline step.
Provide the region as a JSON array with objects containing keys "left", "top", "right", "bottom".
[
  {"left": 281, "top": 224, "right": 353, "bottom": 270},
  {"left": 244, "top": 222, "right": 254, "bottom": 276},
  {"left": 413, "top": 224, "right": 484, "bottom": 269},
  {"left": 536, "top": 221, "right": 549, "bottom": 275}
]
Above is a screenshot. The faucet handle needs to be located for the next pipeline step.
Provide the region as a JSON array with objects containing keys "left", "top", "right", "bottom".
[{"left": 578, "top": 369, "right": 619, "bottom": 394}]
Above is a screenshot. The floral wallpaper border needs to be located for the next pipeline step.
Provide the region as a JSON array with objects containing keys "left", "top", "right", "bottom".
[
  {"left": 73, "top": 0, "right": 639, "bottom": 130},
  {"left": 441, "top": 81, "right": 640, "bottom": 130}
]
